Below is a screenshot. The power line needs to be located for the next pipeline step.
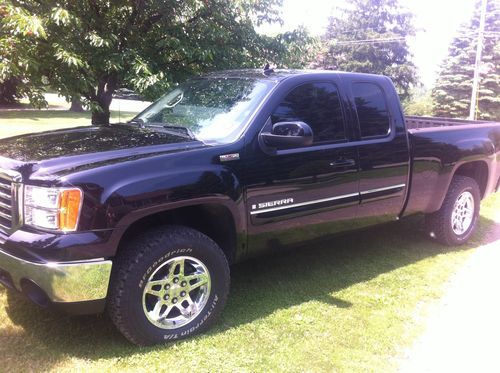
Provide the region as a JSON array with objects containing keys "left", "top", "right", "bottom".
[
  {"left": 329, "top": 30, "right": 498, "bottom": 47},
  {"left": 332, "top": 37, "right": 407, "bottom": 45}
]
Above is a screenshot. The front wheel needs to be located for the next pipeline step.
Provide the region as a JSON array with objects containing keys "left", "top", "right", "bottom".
[
  {"left": 108, "top": 226, "right": 230, "bottom": 346},
  {"left": 426, "top": 176, "right": 481, "bottom": 246}
]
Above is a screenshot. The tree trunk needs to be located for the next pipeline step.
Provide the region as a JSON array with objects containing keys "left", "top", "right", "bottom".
[
  {"left": 90, "top": 75, "right": 117, "bottom": 125},
  {"left": 69, "top": 96, "right": 84, "bottom": 112},
  {"left": 0, "top": 77, "right": 21, "bottom": 104},
  {"left": 91, "top": 110, "right": 111, "bottom": 124}
]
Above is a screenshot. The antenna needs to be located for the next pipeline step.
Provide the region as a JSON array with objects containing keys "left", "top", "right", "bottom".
[{"left": 263, "top": 63, "right": 274, "bottom": 76}]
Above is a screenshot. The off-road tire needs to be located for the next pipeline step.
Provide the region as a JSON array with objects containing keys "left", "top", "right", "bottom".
[
  {"left": 108, "top": 225, "right": 230, "bottom": 346},
  {"left": 425, "top": 176, "right": 480, "bottom": 246}
]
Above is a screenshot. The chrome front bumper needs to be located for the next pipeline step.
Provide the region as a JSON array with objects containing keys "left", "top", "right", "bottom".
[{"left": 0, "top": 247, "right": 112, "bottom": 303}]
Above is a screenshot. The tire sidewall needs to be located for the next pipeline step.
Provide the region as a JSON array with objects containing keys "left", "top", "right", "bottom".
[
  {"left": 445, "top": 181, "right": 480, "bottom": 244},
  {"left": 121, "top": 234, "right": 228, "bottom": 344}
]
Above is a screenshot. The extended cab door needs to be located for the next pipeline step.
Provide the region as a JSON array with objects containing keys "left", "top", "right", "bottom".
[
  {"left": 345, "top": 77, "right": 410, "bottom": 225},
  {"left": 244, "top": 75, "right": 360, "bottom": 257}
]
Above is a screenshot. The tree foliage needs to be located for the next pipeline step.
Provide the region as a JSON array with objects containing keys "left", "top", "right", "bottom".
[
  {"left": 432, "top": 0, "right": 499, "bottom": 120},
  {"left": 0, "top": 0, "right": 314, "bottom": 124},
  {"left": 403, "top": 90, "right": 434, "bottom": 116},
  {"left": 0, "top": 4, "right": 47, "bottom": 106},
  {"left": 312, "top": 0, "right": 418, "bottom": 101}
]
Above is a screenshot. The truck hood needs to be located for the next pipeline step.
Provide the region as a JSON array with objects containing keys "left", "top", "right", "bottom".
[{"left": 0, "top": 124, "right": 207, "bottom": 180}]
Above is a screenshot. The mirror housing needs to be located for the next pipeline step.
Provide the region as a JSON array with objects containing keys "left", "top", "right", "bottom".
[{"left": 260, "top": 121, "right": 313, "bottom": 149}]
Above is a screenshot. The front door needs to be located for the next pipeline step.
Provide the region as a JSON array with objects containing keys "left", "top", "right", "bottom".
[{"left": 244, "top": 78, "right": 360, "bottom": 257}]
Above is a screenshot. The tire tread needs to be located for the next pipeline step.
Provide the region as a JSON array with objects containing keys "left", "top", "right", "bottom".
[
  {"left": 426, "top": 176, "right": 480, "bottom": 246},
  {"left": 107, "top": 225, "right": 230, "bottom": 346}
]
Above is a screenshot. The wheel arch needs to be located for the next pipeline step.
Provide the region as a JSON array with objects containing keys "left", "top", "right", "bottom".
[
  {"left": 112, "top": 202, "right": 241, "bottom": 265},
  {"left": 452, "top": 160, "right": 489, "bottom": 199},
  {"left": 419, "top": 159, "right": 490, "bottom": 216}
]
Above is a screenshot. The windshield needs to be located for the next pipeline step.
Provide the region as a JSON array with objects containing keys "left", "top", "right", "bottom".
[{"left": 131, "top": 77, "right": 275, "bottom": 144}]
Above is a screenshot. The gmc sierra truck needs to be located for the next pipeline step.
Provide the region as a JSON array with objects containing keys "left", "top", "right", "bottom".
[{"left": 0, "top": 69, "right": 499, "bottom": 345}]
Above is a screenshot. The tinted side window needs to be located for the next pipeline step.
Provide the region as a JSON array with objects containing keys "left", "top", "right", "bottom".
[
  {"left": 352, "top": 83, "right": 390, "bottom": 138},
  {"left": 271, "top": 82, "right": 345, "bottom": 143}
]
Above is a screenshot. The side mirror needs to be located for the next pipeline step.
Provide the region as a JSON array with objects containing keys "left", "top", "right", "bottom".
[{"left": 260, "top": 121, "right": 313, "bottom": 149}]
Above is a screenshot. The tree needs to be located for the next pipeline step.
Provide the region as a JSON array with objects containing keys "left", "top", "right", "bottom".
[
  {"left": 1, "top": 1, "right": 313, "bottom": 124},
  {"left": 432, "top": 0, "right": 499, "bottom": 120},
  {"left": 403, "top": 90, "right": 434, "bottom": 116},
  {"left": 0, "top": 4, "right": 47, "bottom": 107},
  {"left": 312, "top": 0, "right": 418, "bottom": 101},
  {"left": 0, "top": 77, "right": 21, "bottom": 104},
  {"left": 69, "top": 96, "right": 84, "bottom": 112}
]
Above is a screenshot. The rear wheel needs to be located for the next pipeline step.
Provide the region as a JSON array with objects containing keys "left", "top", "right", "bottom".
[
  {"left": 108, "top": 226, "right": 230, "bottom": 346},
  {"left": 426, "top": 176, "right": 481, "bottom": 246}
]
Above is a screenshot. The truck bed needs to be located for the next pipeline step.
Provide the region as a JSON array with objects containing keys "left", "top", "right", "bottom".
[
  {"left": 405, "top": 115, "right": 492, "bottom": 130},
  {"left": 404, "top": 116, "right": 500, "bottom": 217}
]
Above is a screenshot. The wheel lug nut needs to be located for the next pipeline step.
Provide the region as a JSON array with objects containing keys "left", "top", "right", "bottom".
[
  {"left": 180, "top": 291, "right": 186, "bottom": 297},
  {"left": 164, "top": 294, "right": 169, "bottom": 300},
  {"left": 172, "top": 298, "right": 178, "bottom": 304},
  {"left": 173, "top": 278, "right": 179, "bottom": 283},
  {"left": 181, "top": 281, "right": 187, "bottom": 287},
  {"left": 165, "top": 284, "right": 170, "bottom": 290}
]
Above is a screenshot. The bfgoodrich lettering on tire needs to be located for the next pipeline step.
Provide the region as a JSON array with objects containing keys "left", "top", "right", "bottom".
[
  {"left": 108, "top": 225, "right": 230, "bottom": 346},
  {"left": 426, "top": 176, "right": 481, "bottom": 246}
]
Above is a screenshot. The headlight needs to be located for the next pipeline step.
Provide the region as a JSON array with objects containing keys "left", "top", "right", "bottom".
[{"left": 24, "top": 185, "right": 83, "bottom": 232}]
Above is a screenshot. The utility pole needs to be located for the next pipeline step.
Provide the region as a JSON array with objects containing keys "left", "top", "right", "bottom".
[{"left": 469, "top": 0, "right": 488, "bottom": 120}]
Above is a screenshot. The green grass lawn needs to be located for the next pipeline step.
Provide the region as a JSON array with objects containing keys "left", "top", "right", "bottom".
[
  {"left": 0, "top": 110, "right": 499, "bottom": 372},
  {"left": 0, "top": 110, "right": 137, "bottom": 138}
]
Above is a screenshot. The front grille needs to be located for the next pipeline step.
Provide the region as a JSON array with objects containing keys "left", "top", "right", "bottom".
[{"left": 0, "top": 177, "right": 13, "bottom": 233}]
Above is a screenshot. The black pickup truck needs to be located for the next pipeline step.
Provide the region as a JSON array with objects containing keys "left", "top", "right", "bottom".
[{"left": 0, "top": 69, "right": 499, "bottom": 345}]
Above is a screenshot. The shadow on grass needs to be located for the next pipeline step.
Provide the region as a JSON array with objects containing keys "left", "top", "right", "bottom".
[{"left": 1, "top": 215, "right": 497, "bottom": 370}]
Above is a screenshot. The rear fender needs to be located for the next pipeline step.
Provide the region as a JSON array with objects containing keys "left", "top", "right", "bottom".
[{"left": 428, "top": 138, "right": 495, "bottom": 212}]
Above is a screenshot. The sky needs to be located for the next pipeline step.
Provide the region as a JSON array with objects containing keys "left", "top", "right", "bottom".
[{"left": 258, "top": 0, "right": 477, "bottom": 88}]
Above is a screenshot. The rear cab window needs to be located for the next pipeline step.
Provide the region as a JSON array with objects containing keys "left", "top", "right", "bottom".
[{"left": 352, "top": 82, "right": 390, "bottom": 139}]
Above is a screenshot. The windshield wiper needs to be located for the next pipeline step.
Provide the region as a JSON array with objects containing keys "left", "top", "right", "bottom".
[
  {"left": 139, "top": 122, "right": 197, "bottom": 140},
  {"left": 129, "top": 118, "right": 144, "bottom": 126},
  {"left": 128, "top": 119, "right": 197, "bottom": 140}
]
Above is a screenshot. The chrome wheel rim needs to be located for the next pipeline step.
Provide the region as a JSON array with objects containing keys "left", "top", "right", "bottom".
[
  {"left": 142, "top": 256, "right": 211, "bottom": 330},
  {"left": 451, "top": 191, "right": 474, "bottom": 235}
]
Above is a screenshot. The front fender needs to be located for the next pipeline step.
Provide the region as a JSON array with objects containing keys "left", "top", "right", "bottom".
[{"left": 102, "top": 165, "right": 242, "bottom": 228}]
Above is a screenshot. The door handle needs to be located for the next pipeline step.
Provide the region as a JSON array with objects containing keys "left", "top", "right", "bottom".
[{"left": 329, "top": 158, "right": 356, "bottom": 167}]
